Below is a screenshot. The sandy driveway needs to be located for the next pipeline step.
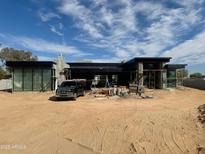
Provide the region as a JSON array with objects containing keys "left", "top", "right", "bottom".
[{"left": 0, "top": 88, "right": 204, "bottom": 154}]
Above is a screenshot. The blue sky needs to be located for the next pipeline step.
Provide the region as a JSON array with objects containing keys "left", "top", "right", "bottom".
[{"left": 0, "top": 0, "right": 205, "bottom": 73}]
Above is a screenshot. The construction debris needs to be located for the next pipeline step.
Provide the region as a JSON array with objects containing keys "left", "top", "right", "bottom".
[
  {"left": 92, "top": 86, "right": 129, "bottom": 98},
  {"left": 91, "top": 85, "right": 154, "bottom": 100},
  {"left": 198, "top": 104, "right": 205, "bottom": 124},
  {"left": 90, "top": 74, "right": 154, "bottom": 99},
  {"left": 197, "top": 104, "right": 205, "bottom": 154}
]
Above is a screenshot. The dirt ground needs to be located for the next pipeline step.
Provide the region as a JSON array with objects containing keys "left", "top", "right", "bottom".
[{"left": 0, "top": 88, "right": 205, "bottom": 154}]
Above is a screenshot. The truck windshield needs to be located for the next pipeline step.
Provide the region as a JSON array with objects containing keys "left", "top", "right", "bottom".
[{"left": 60, "top": 81, "right": 76, "bottom": 87}]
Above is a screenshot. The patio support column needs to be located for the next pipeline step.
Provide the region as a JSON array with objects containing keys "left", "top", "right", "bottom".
[
  {"left": 136, "top": 62, "right": 143, "bottom": 95},
  {"left": 138, "top": 62, "right": 143, "bottom": 87}
]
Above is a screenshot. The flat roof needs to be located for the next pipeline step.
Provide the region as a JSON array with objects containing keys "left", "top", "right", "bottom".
[
  {"left": 6, "top": 57, "right": 173, "bottom": 68},
  {"left": 6, "top": 61, "right": 56, "bottom": 67}
]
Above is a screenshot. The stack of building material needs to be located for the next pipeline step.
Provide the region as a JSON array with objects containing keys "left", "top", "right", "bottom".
[
  {"left": 92, "top": 86, "right": 129, "bottom": 98},
  {"left": 129, "top": 84, "right": 137, "bottom": 93},
  {"left": 117, "top": 86, "right": 129, "bottom": 96},
  {"left": 92, "top": 88, "right": 109, "bottom": 97},
  {"left": 197, "top": 104, "right": 205, "bottom": 154},
  {"left": 198, "top": 104, "right": 205, "bottom": 124},
  {"left": 100, "top": 88, "right": 109, "bottom": 95}
]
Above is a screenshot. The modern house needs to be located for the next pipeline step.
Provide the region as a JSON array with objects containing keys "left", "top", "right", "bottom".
[{"left": 6, "top": 57, "right": 186, "bottom": 92}]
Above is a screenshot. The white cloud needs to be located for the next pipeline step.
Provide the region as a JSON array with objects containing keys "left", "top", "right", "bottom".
[
  {"left": 59, "top": 23, "right": 63, "bottom": 30},
  {"left": 173, "top": 0, "right": 204, "bottom": 8},
  {"left": 0, "top": 40, "right": 8, "bottom": 51},
  {"left": 131, "top": 1, "right": 202, "bottom": 57},
  {"left": 38, "top": 56, "right": 54, "bottom": 61},
  {"left": 0, "top": 33, "right": 5, "bottom": 38},
  {"left": 50, "top": 25, "right": 63, "bottom": 36},
  {"left": 163, "top": 30, "right": 205, "bottom": 64},
  {"left": 38, "top": 10, "right": 61, "bottom": 22},
  {"left": 115, "top": 48, "right": 131, "bottom": 59},
  {"left": 58, "top": 0, "right": 103, "bottom": 38},
  {"left": 97, "top": 7, "right": 114, "bottom": 27},
  {"left": 37, "top": 10, "right": 64, "bottom": 37},
  {"left": 87, "top": 57, "right": 122, "bottom": 63},
  {"left": 0, "top": 33, "right": 91, "bottom": 57},
  {"left": 35, "top": 0, "right": 205, "bottom": 64},
  {"left": 15, "top": 37, "right": 80, "bottom": 54}
]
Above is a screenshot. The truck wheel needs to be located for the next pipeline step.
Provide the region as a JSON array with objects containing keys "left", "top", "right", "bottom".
[{"left": 73, "top": 93, "right": 77, "bottom": 100}]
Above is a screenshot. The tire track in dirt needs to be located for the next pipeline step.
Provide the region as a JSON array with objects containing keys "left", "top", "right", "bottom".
[
  {"left": 64, "top": 137, "right": 101, "bottom": 154},
  {"left": 171, "top": 130, "right": 184, "bottom": 153},
  {"left": 161, "top": 123, "right": 187, "bottom": 154},
  {"left": 99, "top": 127, "right": 107, "bottom": 153},
  {"left": 62, "top": 106, "right": 200, "bottom": 154}
]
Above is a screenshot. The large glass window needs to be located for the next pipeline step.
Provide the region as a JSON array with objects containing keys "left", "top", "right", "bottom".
[
  {"left": 23, "top": 68, "right": 32, "bottom": 91},
  {"left": 167, "top": 70, "right": 176, "bottom": 87},
  {"left": 33, "top": 69, "right": 42, "bottom": 91},
  {"left": 42, "top": 69, "right": 51, "bottom": 91},
  {"left": 162, "top": 71, "right": 167, "bottom": 88},
  {"left": 14, "top": 68, "right": 23, "bottom": 91},
  {"left": 60, "top": 81, "right": 76, "bottom": 87}
]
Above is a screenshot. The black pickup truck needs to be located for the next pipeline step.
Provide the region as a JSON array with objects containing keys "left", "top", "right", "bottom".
[{"left": 56, "top": 79, "right": 86, "bottom": 100}]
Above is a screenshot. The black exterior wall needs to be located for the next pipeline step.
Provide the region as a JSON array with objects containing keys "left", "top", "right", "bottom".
[
  {"left": 6, "top": 61, "right": 56, "bottom": 92},
  {"left": 68, "top": 62, "right": 125, "bottom": 89},
  {"left": 67, "top": 57, "right": 172, "bottom": 89},
  {"left": 6, "top": 58, "right": 187, "bottom": 91}
]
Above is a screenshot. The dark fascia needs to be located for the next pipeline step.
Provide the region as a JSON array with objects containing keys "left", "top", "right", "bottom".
[
  {"left": 67, "top": 62, "right": 123, "bottom": 72},
  {"left": 67, "top": 57, "right": 172, "bottom": 67},
  {"left": 125, "top": 57, "right": 172, "bottom": 64},
  {"left": 164, "top": 64, "right": 187, "bottom": 69},
  {"left": 6, "top": 61, "right": 56, "bottom": 67},
  {"left": 67, "top": 62, "right": 123, "bottom": 67},
  {"left": 5, "top": 57, "right": 172, "bottom": 68}
]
